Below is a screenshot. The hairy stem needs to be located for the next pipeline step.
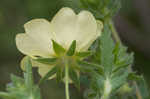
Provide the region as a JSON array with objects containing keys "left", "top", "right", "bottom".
[
  {"left": 109, "top": 20, "right": 142, "bottom": 99},
  {"left": 65, "top": 60, "right": 70, "bottom": 99},
  {"left": 101, "top": 78, "right": 111, "bottom": 99},
  {"left": 109, "top": 21, "right": 121, "bottom": 43}
]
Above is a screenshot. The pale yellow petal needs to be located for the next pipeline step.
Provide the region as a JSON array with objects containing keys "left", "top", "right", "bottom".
[
  {"left": 24, "top": 19, "right": 53, "bottom": 42},
  {"left": 20, "top": 56, "right": 56, "bottom": 79},
  {"left": 50, "top": 7, "right": 100, "bottom": 51},
  {"left": 50, "top": 7, "right": 77, "bottom": 49},
  {"left": 24, "top": 19, "right": 54, "bottom": 56},
  {"left": 20, "top": 56, "right": 38, "bottom": 71},
  {"left": 75, "top": 11, "right": 98, "bottom": 51},
  {"left": 16, "top": 33, "right": 53, "bottom": 57},
  {"left": 79, "top": 20, "right": 103, "bottom": 51},
  {"left": 38, "top": 65, "right": 56, "bottom": 80}
]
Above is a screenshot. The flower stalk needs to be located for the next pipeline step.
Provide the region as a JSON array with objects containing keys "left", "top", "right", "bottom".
[{"left": 65, "top": 60, "right": 70, "bottom": 99}]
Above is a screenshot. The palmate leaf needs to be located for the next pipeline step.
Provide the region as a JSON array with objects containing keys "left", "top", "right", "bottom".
[
  {"left": 86, "top": 22, "right": 136, "bottom": 98},
  {"left": 0, "top": 57, "right": 41, "bottom": 99},
  {"left": 113, "top": 43, "right": 134, "bottom": 67},
  {"left": 136, "top": 76, "right": 150, "bottom": 99},
  {"left": 111, "top": 69, "right": 129, "bottom": 92},
  {"left": 80, "top": 0, "right": 121, "bottom": 20}
]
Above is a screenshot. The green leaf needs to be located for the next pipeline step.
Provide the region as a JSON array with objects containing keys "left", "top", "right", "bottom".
[
  {"left": 75, "top": 51, "right": 91, "bottom": 58},
  {"left": 39, "top": 66, "right": 57, "bottom": 84},
  {"left": 69, "top": 68, "right": 80, "bottom": 89},
  {"left": 80, "top": 0, "right": 121, "bottom": 20},
  {"left": 67, "top": 40, "right": 76, "bottom": 56},
  {"left": 0, "top": 57, "right": 41, "bottom": 99},
  {"left": 112, "top": 64, "right": 129, "bottom": 73},
  {"left": 111, "top": 70, "right": 129, "bottom": 92},
  {"left": 100, "top": 24, "right": 114, "bottom": 76},
  {"left": 34, "top": 57, "right": 58, "bottom": 65},
  {"left": 10, "top": 74, "right": 24, "bottom": 86},
  {"left": 0, "top": 92, "right": 13, "bottom": 99},
  {"left": 52, "top": 40, "right": 65, "bottom": 55},
  {"left": 23, "top": 56, "right": 33, "bottom": 90},
  {"left": 113, "top": 43, "right": 134, "bottom": 73},
  {"left": 0, "top": 74, "right": 41, "bottom": 99},
  {"left": 114, "top": 43, "right": 134, "bottom": 68},
  {"left": 128, "top": 73, "right": 141, "bottom": 81},
  {"left": 136, "top": 76, "right": 150, "bottom": 99}
]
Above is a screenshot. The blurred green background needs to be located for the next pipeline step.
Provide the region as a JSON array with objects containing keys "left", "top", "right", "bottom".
[{"left": 0, "top": 0, "right": 150, "bottom": 99}]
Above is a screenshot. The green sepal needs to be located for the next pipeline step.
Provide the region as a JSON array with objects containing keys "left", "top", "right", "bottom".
[
  {"left": 34, "top": 57, "right": 58, "bottom": 65},
  {"left": 69, "top": 67, "right": 80, "bottom": 90},
  {"left": 52, "top": 40, "right": 65, "bottom": 56},
  {"left": 77, "top": 60, "right": 104, "bottom": 75},
  {"left": 75, "top": 51, "right": 91, "bottom": 58},
  {"left": 39, "top": 66, "right": 57, "bottom": 85},
  {"left": 56, "top": 65, "right": 64, "bottom": 83},
  {"left": 67, "top": 40, "right": 76, "bottom": 56}
]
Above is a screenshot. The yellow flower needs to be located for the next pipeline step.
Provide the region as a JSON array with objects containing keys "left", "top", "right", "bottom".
[{"left": 16, "top": 7, "right": 103, "bottom": 79}]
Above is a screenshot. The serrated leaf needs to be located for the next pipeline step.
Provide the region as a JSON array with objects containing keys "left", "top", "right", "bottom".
[
  {"left": 100, "top": 24, "right": 114, "bottom": 76},
  {"left": 136, "top": 76, "right": 150, "bottom": 99},
  {"left": 0, "top": 57, "right": 42, "bottom": 99},
  {"left": 52, "top": 40, "right": 65, "bottom": 56},
  {"left": 10, "top": 74, "right": 24, "bottom": 87},
  {"left": 128, "top": 73, "right": 141, "bottom": 81},
  {"left": 39, "top": 66, "right": 57, "bottom": 84},
  {"left": 67, "top": 40, "right": 76, "bottom": 56},
  {"left": 112, "top": 64, "right": 129, "bottom": 73},
  {"left": 34, "top": 57, "right": 58, "bottom": 65},
  {"left": 113, "top": 43, "right": 134, "bottom": 67},
  {"left": 80, "top": 0, "right": 121, "bottom": 19},
  {"left": 112, "top": 42, "right": 134, "bottom": 73},
  {"left": 111, "top": 70, "right": 129, "bottom": 92},
  {"left": 69, "top": 68, "right": 80, "bottom": 89}
]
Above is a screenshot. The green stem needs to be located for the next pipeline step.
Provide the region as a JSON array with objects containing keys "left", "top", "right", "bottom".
[
  {"left": 101, "top": 78, "right": 111, "bottom": 99},
  {"left": 109, "top": 20, "right": 142, "bottom": 99},
  {"left": 101, "top": 91, "right": 109, "bottom": 99},
  {"left": 65, "top": 60, "right": 70, "bottom": 99},
  {"left": 108, "top": 20, "right": 121, "bottom": 43}
]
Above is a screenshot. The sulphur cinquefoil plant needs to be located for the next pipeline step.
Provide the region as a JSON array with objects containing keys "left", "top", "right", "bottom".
[{"left": 0, "top": 0, "right": 150, "bottom": 99}]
